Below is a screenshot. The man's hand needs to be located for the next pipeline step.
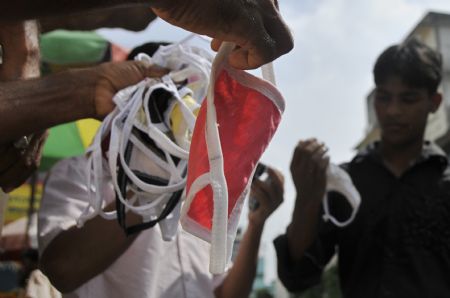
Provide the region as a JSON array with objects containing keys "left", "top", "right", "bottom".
[
  {"left": 0, "top": 131, "right": 48, "bottom": 192},
  {"left": 249, "top": 166, "right": 284, "bottom": 226},
  {"left": 285, "top": 139, "right": 329, "bottom": 261},
  {"left": 151, "top": 0, "right": 293, "bottom": 70},
  {"left": 290, "top": 139, "right": 329, "bottom": 204},
  {"left": 92, "top": 61, "right": 168, "bottom": 119}
]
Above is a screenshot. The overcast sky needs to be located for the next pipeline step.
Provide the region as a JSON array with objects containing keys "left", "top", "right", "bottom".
[{"left": 99, "top": 0, "right": 450, "bottom": 283}]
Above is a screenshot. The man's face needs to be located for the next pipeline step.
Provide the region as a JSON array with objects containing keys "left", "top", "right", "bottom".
[{"left": 374, "top": 75, "right": 440, "bottom": 146}]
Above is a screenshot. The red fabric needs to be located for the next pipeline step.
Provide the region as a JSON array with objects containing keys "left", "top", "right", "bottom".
[{"left": 186, "top": 70, "right": 282, "bottom": 230}]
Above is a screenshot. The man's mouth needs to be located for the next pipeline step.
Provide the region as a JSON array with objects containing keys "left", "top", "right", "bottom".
[{"left": 384, "top": 123, "right": 407, "bottom": 131}]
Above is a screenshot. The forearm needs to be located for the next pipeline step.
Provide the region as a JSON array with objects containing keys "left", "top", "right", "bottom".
[
  {"left": 0, "top": 68, "right": 96, "bottom": 143},
  {"left": 40, "top": 213, "right": 140, "bottom": 293},
  {"left": 40, "top": 4, "right": 156, "bottom": 33},
  {"left": 286, "top": 195, "right": 322, "bottom": 262},
  {"left": 0, "top": 20, "right": 40, "bottom": 81},
  {"left": 215, "top": 221, "right": 264, "bottom": 298},
  {"left": 0, "top": 0, "right": 152, "bottom": 21}
]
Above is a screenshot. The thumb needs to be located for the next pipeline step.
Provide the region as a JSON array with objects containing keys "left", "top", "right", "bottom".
[{"left": 133, "top": 61, "right": 169, "bottom": 78}]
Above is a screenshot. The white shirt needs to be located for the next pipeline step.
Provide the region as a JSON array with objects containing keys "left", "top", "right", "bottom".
[{"left": 38, "top": 156, "right": 224, "bottom": 298}]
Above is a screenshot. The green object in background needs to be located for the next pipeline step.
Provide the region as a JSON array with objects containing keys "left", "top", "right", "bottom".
[
  {"left": 38, "top": 30, "right": 107, "bottom": 172},
  {"left": 40, "top": 122, "right": 85, "bottom": 171},
  {"left": 40, "top": 30, "right": 108, "bottom": 65},
  {"left": 40, "top": 119, "right": 101, "bottom": 171}
]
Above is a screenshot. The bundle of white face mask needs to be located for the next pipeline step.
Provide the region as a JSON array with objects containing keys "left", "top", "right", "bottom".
[{"left": 77, "top": 41, "right": 213, "bottom": 241}]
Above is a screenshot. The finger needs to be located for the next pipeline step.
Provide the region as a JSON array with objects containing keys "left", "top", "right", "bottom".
[
  {"left": 228, "top": 6, "right": 293, "bottom": 69},
  {"left": 250, "top": 180, "right": 270, "bottom": 202},
  {"left": 311, "top": 149, "right": 329, "bottom": 172},
  {"left": 291, "top": 139, "right": 315, "bottom": 168},
  {"left": 146, "top": 65, "right": 169, "bottom": 78},
  {"left": 211, "top": 38, "right": 223, "bottom": 52},
  {"left": 253, "top": 174, "right": 283, "bottom": 206},
  {"left": 292, "top": 140, "right": 324, "bottom": 171},
  {"left": 318, "top": 155, "right": 330, "bottom": 171},
  {"left": 133, "top": 61, "right": 168, "bottom": 78},
  {"left": 266, "top": 167, "right": 284, "bottom": 194},
  {"left": 223, "top": 10, "right": 274, "bottom": 70},
  {"left": 305, "top": 140, "right": 325, "bottom": 155},
  {"left": 272, "top": 0, "right": 279, "bottom": 10},
  {"left": 310, "top": 143, "right": 328, "bottom": 160},
  {"left": 296, "top": 138, "right": 318, "bottom": 152},
  {"left": 250, "top": 180, "right": 276, "bottom": 209},
  {"left": 309, "top": 153, "right": 329, "bottom": 184}
]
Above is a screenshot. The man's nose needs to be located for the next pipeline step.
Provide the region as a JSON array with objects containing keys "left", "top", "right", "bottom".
[{"left": 385, "top": 98, "right": 402, "bottom": 116}]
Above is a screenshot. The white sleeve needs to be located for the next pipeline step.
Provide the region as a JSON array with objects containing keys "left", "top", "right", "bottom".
[
  {"left": 212, "top": 272, "right": 228, "bottom": 289},
  {"left": 37, "top": 156, "right": 92, "bottom": 256}
]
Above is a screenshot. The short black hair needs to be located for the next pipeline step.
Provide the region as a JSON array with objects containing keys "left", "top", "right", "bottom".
[
  {"left": 127, "top": 41, "right": 171, "bottom": 60},
  {"left": 373, "top": 38, "right": 442, "bottom": 94}
]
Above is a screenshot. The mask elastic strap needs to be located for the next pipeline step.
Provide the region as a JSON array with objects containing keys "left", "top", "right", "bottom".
[
  {"left": 322, "top": 195, "right": 359, "bottom": 228},
  {"left": 261, "top": 62, "right": 276, "bottom": 86},
  {"left": 114, "top": 85, "right": 185, "bottom": 209},
  {"left": 322, "top": 164, "right": 361, "bottom": 228},
  {"left": 111, "top": 81, "right": 189, "bottom": 219},
  {"left": 203, "top": 42, "right": 237, "bottom": 274},
  {"left": 116, "top": 140, "right": 186, "bottom": 235},
  {"left": 78, "top": 111, "right": 117, "bottom": 227}
]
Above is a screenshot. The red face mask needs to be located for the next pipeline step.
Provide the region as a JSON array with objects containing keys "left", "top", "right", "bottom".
[{"left": 181, "top": 43, "right": 285, "bottom": 273}]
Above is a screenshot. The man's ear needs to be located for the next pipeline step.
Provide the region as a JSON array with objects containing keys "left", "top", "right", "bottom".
[{"left": 430, "top": 92, "right": 442, "bottom": 113}]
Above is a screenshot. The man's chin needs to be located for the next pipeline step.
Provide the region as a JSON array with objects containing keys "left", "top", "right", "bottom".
[{"left": 380, "top": 134, "right": 409, "bottom": 146}]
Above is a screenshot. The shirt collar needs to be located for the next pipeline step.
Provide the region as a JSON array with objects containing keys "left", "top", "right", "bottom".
[{"left": 352, "top": 141, "right": 448, "bottom": 171}]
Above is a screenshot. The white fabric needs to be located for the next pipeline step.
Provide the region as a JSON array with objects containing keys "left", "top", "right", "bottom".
[
  {"left": 77, "top": 79, "right": 192, "bottom": 229},
  {"left": 26, "top": 270, "right": 62, "bottom": 298},
  {"left": 322, "top": 163, "right": 361, "bottom": 227},
  {"left": 78, "top": 43, "right": 212, "bottom": 242},
  {"left": 38, "top": 156, "right": 225, "bottom": 298},
  {"left": 182, "top": 42, "right": 280, "bottom": 274}
]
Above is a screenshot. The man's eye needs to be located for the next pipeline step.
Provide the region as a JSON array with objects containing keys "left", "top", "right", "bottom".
[
  {"left": 375, "top": 95, "right": 389, "bottom": 102},
  {"left": 401, "top": 96, "right": 418, "bottom": 103}
]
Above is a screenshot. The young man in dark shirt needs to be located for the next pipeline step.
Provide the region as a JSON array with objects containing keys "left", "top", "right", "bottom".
[{"left": 274, "top": 39, "right": 450, "bottom": 298}]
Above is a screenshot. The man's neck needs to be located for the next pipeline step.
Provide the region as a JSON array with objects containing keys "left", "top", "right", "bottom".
[{"left": 379, "top": 138, "right": 424, "bottom": 177}]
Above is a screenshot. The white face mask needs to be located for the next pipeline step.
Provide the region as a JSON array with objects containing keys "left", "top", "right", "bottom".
[
  {"left": 77, "top": 42, "right": 212, "bottom": 241},
  {"left": 180, "top": 42, "right": 284, "bottom": 274},
  {"left": 322, "top": 163, "right": 361, "bottom": 227}
]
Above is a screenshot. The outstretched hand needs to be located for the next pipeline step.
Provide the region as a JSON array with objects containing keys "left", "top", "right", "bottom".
[
  {"left": 151, "top": 0, "right": 293, "bottom": 70},
  {"left": 290, "top": 139, "right": 329, "bottom": 204},
  {"left": 249, "top": 166, "right": 284, "bottom": 226}
]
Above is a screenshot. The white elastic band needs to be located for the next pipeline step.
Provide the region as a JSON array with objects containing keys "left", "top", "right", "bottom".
[
  {"left": 185, "top": 42, "right": 281, "bottom": 274},
  {"left": 261, "top": 63, "right": 276, "bottom": 85},
  {"left": 80, "top": 70, "right": 200, "bottom": 231},
  {"left": 322, "top": 163, "right": 361, "bottom": 227},
  {"left": 322, "top": 197, "right": 359, "bottom": 227}
]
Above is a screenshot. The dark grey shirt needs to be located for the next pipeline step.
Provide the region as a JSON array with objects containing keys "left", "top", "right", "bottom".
[{"left": 275, "top": 142, "right": 450, "bottom": 298}]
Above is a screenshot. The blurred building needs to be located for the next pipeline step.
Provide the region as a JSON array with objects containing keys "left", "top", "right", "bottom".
[{"left": 358, "top": 11, "right": 450, "bottom": 152}]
